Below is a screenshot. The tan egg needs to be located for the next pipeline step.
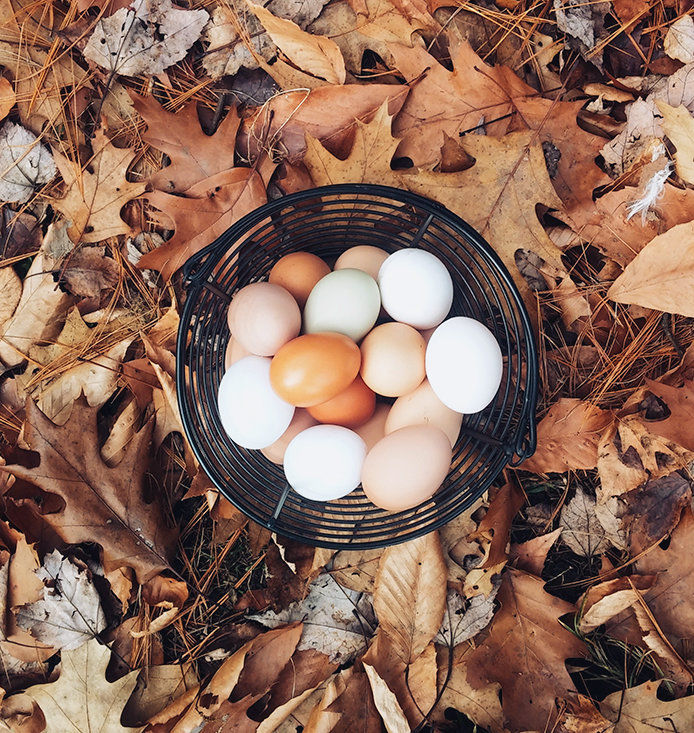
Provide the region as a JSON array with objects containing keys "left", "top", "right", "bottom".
[
  {"left": 419, "top": 327, "right": 436, "bottom": 345},
  {"left": 353, "top": 403, "right": 390, "bottom": 451},
  {"left": 269, "top": 252, "right": 330, "bottom": 308},
  {"left": 224, "top": 337, "right": 252, "bottom": 370},
  {"left": 227, "top": 282, "right": 301, "bottom": 356},
  {"left": 362, "top": 425, "right": 452, "bottom": 511},
  {"left": 261, "top": 409, "right": 317, "bottom": 465},
  {"left": 335, "top": 245, "right": 389, "bottom": 281},
  {"left": 385, "top": 379, "right": 462, "bottom": 447},
  {"left": 360, "top": 322, "right": 425, "bottom": 397}
]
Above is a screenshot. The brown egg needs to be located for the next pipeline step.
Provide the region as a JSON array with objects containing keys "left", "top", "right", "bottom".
[
  {"left": 227, "top": 282, "right": 301, "bottom": 356},
  {"left": 360, "top": 322, "right": 426, "bottom": 397},
  {"left": 270, "top": 333, "right": 361, "bottom": 407},
  {"left": 361, "top": 425, "right": 452, "bottom": 511},
  {"left": 224, "top": 337, "right": 251, "bottom": 370},
  {"left": 308, "top": 376, "right": 376, "bottom": 428},
  {"left": 353, "top": 403, "right": 390, "bottom": 451},
  {"left": 261, "top": 409, "right": 317, "bottom": 464},
  {"left": 386, "top": 379, "right": 462, "bottom": 447},
  {"left": 335, "top": 245, "right": 389, "bottom": 281},
  {"left": 269, "top": 252, "right": 330, "bottom": 308}
]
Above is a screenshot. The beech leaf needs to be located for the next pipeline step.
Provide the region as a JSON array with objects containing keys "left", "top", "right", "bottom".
[{"left": 363, "top": 664, "right": 410, "bottom": 733}]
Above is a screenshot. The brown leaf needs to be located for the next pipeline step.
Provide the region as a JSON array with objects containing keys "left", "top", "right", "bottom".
[
  {"left": 131, "top": 94, "right": 239, "bottom": 193},
  {"left": 58, "top": 246, "right": 120, "bottom": 303},
  {"left": 557, "top": 693, "right": 615, "bottom": 733},
  {"left": 363, "top": 663, "right": 410, "bottom": 733},
  {"left": 49, "top": 128, "right": 146, "bottom": 244},
  {"left": 138, "top": 167, "right": 267, "bottom": 281},
  {"left": 510, "top": 528, "right": 562, "bottom": 575},
  {"left": 601, "top": 680, "right": 694, "bottom": 731},
  {"left": 642, "top": 377, "right": 694, "bottom": 452},
  {"left": 322, "top": 666, "right": 380, "bottom": 732},
  {"left": 578, "top": 575, "right": 656, "bottom": 633},
  {"left": 2, "top": 398, "right": 177, "bottom": 584},
  {"left": 466, "top": 568, "right": 586, "bottom": 731},
  {"left": 0, "top": 76, "right": 14, "bottom": 120},
  {"left": 330, "top": 548, "right": 382, "bottom": 592},
  {"left": 122, "top": 663, "right": 198, "bottom": 727},
  {"left": 560, "top": 488, "right": 611, "bottom": 557},
  {"left": 658, "top": 102, "right": 694, "bottom": 185},
  {"left": 522, "top": 398, "right": 613, "bottom": 473}
]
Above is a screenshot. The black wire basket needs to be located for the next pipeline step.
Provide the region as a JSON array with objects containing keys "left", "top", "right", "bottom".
[{"left": 176, "top": 184, "right": 537, "bottom": 549}]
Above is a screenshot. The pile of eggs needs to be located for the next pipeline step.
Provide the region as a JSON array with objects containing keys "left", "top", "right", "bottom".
[{"left": 217, "top": 245, "right": 503, "bottom": 512}]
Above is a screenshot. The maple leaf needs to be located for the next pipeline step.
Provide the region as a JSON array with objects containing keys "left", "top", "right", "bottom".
[
  {"left": 23, "top": 638, "right": 140, "bottom": 733},
  {"left": 2, "top": 398, "right": 177, "bottom": 584},
  {"left": 601, "top": 680, "right": 694, "bottom": 730},
  {"left": 139, "top": 167, "right": 267, "bottom": 281},
  {"left": 465, "top": 568, "right": 586, "bottom": 731},
  {"left": 131, "top": 94, "right": 239, "bottom": 193},
  {"left": 49, "top": 128, "right": 146, "bottom": 244}
]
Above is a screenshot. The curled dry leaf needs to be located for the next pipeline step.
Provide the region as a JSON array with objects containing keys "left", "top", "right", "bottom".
[
  {"left": 578, "top": 575, "right": 656, "bottom": 633},
  {"left": 522, "top": 398, "right": 613, "bottom": 473},
  {"left": 121, "top": 663, "right": 198, "bottom": 727},
  {"left": 363, "top": 664, "right": 410, "bottom": 733},
  {"left": 657, "top": 102, "right": 694, "bottom": 185},
  {"left": 601, "top": 680, "right": 694, "bottom": 730},
  {"left": 642, "top": 377, "right": 694, "bottom": 452},
  {"left": 509, "top": 527, "right": 562, "bottom": 575},
  {"left": 83, "top": 0, "right": 208, "bottom": 77},
  {"left": 0, "top": 122, "right": 56, "bottom": 204},
  {"left": 664, "top": 14, "right": 694, "bottom": 63},
  {"left": 58, "top": 246, "right": 120, "bottom": 303}
]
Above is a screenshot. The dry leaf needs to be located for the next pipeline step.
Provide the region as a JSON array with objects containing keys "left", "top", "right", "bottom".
[
  {"left": 330, "top": 548, "right": 382, "bottom": 592},
  {"left": 560, "top": 489, "right": 611, "bottom": 557},
  {"left": 601, "top": 680, "right": 694, "bottom": 730},
  {"left": 0, "top": 76, "right": 14, "bottom": 120},
  {"left": 363, "top": 664, "right": 410, "bottom": 733},
  {"left": 554, "top": 0, "right": 610, "bottom": 67},
  {"left": 122, "top": 663, "right": 198, "bottom": 727},
  {"left": 249, "top": 2, "right": 345, "bottom": 84},
  {"left": 83, "top": 0, "right": 208, "bottom": 77},
  {"left": 23, "top": 638, "right": 139, "bottom": 733},
  {"left": 0, "top": 268, "right": 21, "bottom": 333},
  {"left": 58, "top": 246, "right": 120, "bottom": 303},
  {"left": 15, "top": 551, "right": 106, "bottom": 650},
  {"left": 466, "top": 568, "right": 586, "bottom": 731},
  {"left": 49, "top": 128, "right": 146, "bottom": 244},
  {"left": 664, "top": 14, "right": 694, "bottom": 63},
  {"left": 437, "top": 586, "right": 498, "bottom": 646},
  {"left": 354, "top": 0, "right": 435, "bottom": 47},
  {"left": 657, "top": 102, "right": 694, "bottom": 185},
  {"left": 0, "top": 122, "right": 56, "bottom": 204},
  {"left": 578, "top": 575, "right": 656, "bottom": 633},
  {"left": 510, "top": 528, "right": 563, "bottom": 575}
]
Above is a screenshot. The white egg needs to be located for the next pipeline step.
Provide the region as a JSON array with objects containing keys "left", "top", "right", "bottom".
[
  {"left": 217, "top": 356, "right": 295, "bottom": 449},
  {"left": 425, "top": 317, "right": 503, "bottom": 413},
  {"left": 378, "top": 249, "right": 453, "bottom": 329},
  {"left": 284, "top": 425, "right": 366, "bottom": 501}
]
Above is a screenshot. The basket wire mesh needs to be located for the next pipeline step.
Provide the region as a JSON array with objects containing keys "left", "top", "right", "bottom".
[{"left": 176, "top": 184, "right": 538, "bottom": 548}]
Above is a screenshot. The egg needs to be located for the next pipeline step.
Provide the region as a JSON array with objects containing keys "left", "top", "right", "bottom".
[
  {"left": 335, "top": 245, "right": 389, "bottom": 280},
  {"left": 261, "top": 409, "right": 317, "bottom": 464},
  {"left": 360, "top": 322, "right": 425, "bottom": 397},
  {"left": 227, "top": 282, "right": 301, "bottom": 356},
  {"left": 268, "top": 252, "right": 330, "bottom": 308},
  {"left": 378, "top": 249, "right": 453, "bottom": 329},
  {"left": 308, "top": 376, "right": 375, "bottom": 428},
  {"left": 217, "top": 356, "right": 295, "bottom": 449},
  {"left": 284, "top": 425, "right": 366, "bottom": 501},
  {"left": 224, "top": 337, "right": 251, "bottom": 370},
  {"left": 362, "top": 425, "right": 452, "bottom": 511},
  {"left": 270, "top": 333, "right": 361, "bottom": 407},
  {"left": 303, "top": 269, "right": 381, "bottom": 342},
  {"left": 353, "top": 403, "right": 390, "bottom": 451},
  {"left": 386, "top": 379, "right": 462, "bottom": 447},
  {"left": 426, "top": 317, "right": 503, "bottom": 413}
]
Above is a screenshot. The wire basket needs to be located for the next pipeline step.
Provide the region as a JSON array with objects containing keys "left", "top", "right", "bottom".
[{"left": 177, "top": 184, "right": 537, "bottom": 549}]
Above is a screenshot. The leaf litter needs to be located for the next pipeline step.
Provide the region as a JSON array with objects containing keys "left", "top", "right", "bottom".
[{"left": 2, "top": 0, "right": 694, "bottom": 729}]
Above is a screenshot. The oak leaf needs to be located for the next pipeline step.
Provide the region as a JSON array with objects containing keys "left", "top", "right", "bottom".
[
  {"left": 23, "top": 638, "right": 140, "bottom": 733},
  {"left": 249, "top": 2, "right": 346, "bottom": 84},
  {"left": 138, "top": 167, "right": 267, "bottom": 281},
  {"left": 131, "top": 95, "right": 239, "bottom": 193},
  {"left": 466, "top": 568, "right": 586, "bottom": 731},
  {"left": 49, "top": 128, "right": 146, "bottom": 244},
  {"left": 2, "top": 398, "right": 177, "bottom": 584},
  {"left": 639, "top": 377, "right": 694, "bottom": 452},
  {"left": 522, "top": 398, "right": 613, "bottom": 473},
  {"left": 122, "top": 663, "right": 198, "bottom": 727},
  {"left": 601, "top": 680, "right": 694, "bottom": 731},
  {"left": 354, "top": 0, "right": 436, "bottom": 47}
]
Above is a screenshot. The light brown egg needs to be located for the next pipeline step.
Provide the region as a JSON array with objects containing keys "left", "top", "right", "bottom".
[
  {"left": 361, "top": 425, "right": 452, "bottom": 511},
  {"left": 335, "top": 245, "right": 389, "bottom": 281},
  {"left": 261, "top": 409, "right": 317, "bottom": 464},
  {"left": 353, "top": 403, "right": 390, "bottom": 451},
  {"left": 227, "top": 282, "right": 301, "bottom": 356},
  {"left": 269, "top": 252, "right": 331, "bottom": 308},
  {"left": 385, "top": 379, "right": 462, "bottom": 447},
  {"left": 360, "top": 322, "right": 425, "bottom": 397},
  {"left": 308, "top": 376, "right": 376, "bottom": 428},
  {"left": 224, "top": 337, "right": 252, "bottom": 370}
]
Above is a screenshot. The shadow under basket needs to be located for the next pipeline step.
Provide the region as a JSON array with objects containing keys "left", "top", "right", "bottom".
[{"left": 176, "top": 184, "right": 538, "bottom": 549}]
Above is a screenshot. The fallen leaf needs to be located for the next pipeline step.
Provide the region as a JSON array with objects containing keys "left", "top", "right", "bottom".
[
  {"left": 554, "top": 0, "right": 610, "bottom": 68},
  {"left": 601, "top": 680, "right": 694, "bottom": 731},
  {"left": 57, "top": 246, "right": 120, "bottom": 305},
  {"left": 437, "top": 586, "right": 498, "bottom": 646},
  {"left": 249, "top": 572, "right": 376, "bottom": 665},
  {"left": 1, "top": 208, "right": 41, "bottom": 260},
  {"left": 138, "top": 167, "right": 267, "bottom": 281},
  {"left": 466, "top": 568, "right": 587, "bottom": 731},
  {"left": 0, "top": 76, "right": 14, "bottom": 120},
  {"left": 330, "top": 547, "right": 382, "bottom": 592},
  {"left": 0, "top": 122, "right": 56, "bottom": 204},
  {"left": 558, "top": 694, "right": 616, "bottom": 733},
  {"left": 49, "top": 128, "right": 146, "bottom": 244},
  {"left": 578, "top": 575, "right": 656, "bottom": 633},
  {"left": 510, "top": 528, "right": 563, "bottom": 575},
  {"left": 665, "top": 14, "right": 694, "bottom": 63},
  {"left": 363, "top": 663, "right": 410, "bottom": 733},
  {"left": 249, "top": 2, "right": 346, "bottom": 84},
  {"left": 23, "top": 638, "right": 140, "bottom": 733},
  {"left": 560, "top": 489, "right": 611, "bottom": 557},
  {"left": 15, "top": 550, "right": 106, "bottom": 650},
  {"left": 354, "top": 0, "right": 436, "bottom": 47},
  {"left": 321, "top": 666, "right": 381, "bottom": 732},
  {"left": 131, "top": 95, "right": 239, "bottom": 193},
  {"left": 522, "top": 398, "right": 613, "bottom": 473},
  {"left": 657, "top": 102, "right": 694, "bottom": 185},
  {"left": 83, "top": 0, "right": 208, "bottom": 77},
  {"left": 2, "top": 398, "right": 177, "bottom": 584},
  {"left": 0, "top": 268, "right": 21, "bottom": 333},
  {"left": 122, "top": 663, "right": 198, "bottom": 727}
]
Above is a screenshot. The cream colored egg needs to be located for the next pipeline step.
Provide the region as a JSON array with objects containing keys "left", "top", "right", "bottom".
[
  {"left": 261, "top": 409, "right": 317, "bottom": 464},
  {"left": 360, "top": 322, "right": 425, "bottom": 397},
  {"left": 335, "top": 245, "right": 389, "bottom": 280},
  {"left": 353, "top": 403, "right": 390, "bottom": 451},
  {"left": 385, "top": 379, "right": 462, "bottom": 447},
  {"left": 224, "top": 337, "right": 252, "bottom": 370}
]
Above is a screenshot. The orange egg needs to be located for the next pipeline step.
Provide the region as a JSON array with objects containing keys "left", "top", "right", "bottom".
[
  {"left": 360, "top": 322, "right": 426, "bottom": 397},
  {"left": 269, "top": 252, "right": 331, "bottom": 308},
  {"left": 270, "top": 333, "right": 361, "bottom": 407},
  {"left": 308, "top": 376, "right": 376, "bottom": 428}
]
